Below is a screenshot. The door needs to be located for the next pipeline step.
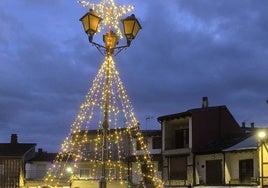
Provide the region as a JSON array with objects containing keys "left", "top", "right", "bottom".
[
  {"left": 239, "top": 159, "right": 253, "bottom": 183},
  {"left": 206, "top": 160, "right": 223, "bottom": 185}
]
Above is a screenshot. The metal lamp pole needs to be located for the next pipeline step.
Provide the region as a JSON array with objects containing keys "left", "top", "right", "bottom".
[
  {"left": 99, "top": 46, "right": 111, "bottom": 188},
  {"left": 258, "top": 130, "right": 267, "bottom": 188},
  {"left": 261, "top": 142, "right": 264, "bottom": 188},
  {"left": 79, "top": 4, "right": 142, "bottom": 188}
]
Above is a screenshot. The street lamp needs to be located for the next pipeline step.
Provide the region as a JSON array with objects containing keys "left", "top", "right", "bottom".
[
  {"left": 80, "top": 9, "right": 103, "bottom": 42},
  {"left": 79, "top": 5, "right": 142, "bottom": 188},
  {"left": 258, "top": 130, "right": 267, "bottom": 140},
  {"left": 103, "top": 30, "right": 118, "bottom": 55},
  {"left": 258, "top": 130, "right": 267, "bottom": 188},
  {"left": 121, "top": 14, "right": 142, "bottom": 46},
  {"left": 80, "top": 10, "right": 141, "bottom": 56}
]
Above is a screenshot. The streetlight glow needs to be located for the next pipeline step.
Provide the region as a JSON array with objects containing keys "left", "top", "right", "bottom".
[
  {"left": 66, "top": 167, "right": 73, "bottom": 173},
  {"left": 258, "top": 130, "right": 267, "bottom": 139}
]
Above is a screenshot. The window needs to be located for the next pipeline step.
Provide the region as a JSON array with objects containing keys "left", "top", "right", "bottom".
[
  {"left": 80, "top": 168, "right": 90, "bottom": 179},
  {"left": 109, "top": 140, "right": 119, "bottom": 160},
  {"left": 239, "top": 159, "right": 253, "bottom": 183},
  {"left": 152, "top": 136, "right": 162, "bottom": 149},
  {"left": 81, "top": 142, "right": 94, "bottom": 158},
  {"left": 0, "top": 163, "right": 3, "bottom": 175},
  {"left": 175, "top": 129, "right": 189, "bottom": 148},
  {"left": 169, "top": 156, "right": 187, "bottom": 180}
]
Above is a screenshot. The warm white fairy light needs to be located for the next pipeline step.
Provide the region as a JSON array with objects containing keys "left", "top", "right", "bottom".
[
  {"left": 79, "top": 0, "right": 134, "bottom": 38},
  {"left": 44, "top": 55, "right": 163, "bottom": 187}
]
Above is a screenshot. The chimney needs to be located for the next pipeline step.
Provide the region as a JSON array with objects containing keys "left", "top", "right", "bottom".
[
  {"left": 11, "top": 134, "right": 18, "bottom": 144},
  {"left": 241, "top": 122, "right": 246, "bottom": 128},
  {"left": 251, "top": 122, "right": 254, "bottom": 129},
  {"left": 38, "top": 148, "right": 43, "bottom": 155},
  {"left": 202, "top": 96, "right": 209, "bottom": 108}
]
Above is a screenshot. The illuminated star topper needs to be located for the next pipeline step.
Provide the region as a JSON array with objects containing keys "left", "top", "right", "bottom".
[{"left": 79, "top": 0, "right": 134, "bottom": 38}]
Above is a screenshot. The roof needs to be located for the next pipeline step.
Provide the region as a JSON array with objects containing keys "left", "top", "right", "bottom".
[
  {"left": 195, "top": 133, "right": 251, "bottom": 154},
  {"left": 0, "top": 143, "right": 36, "bottom": 157},
  {"left": 29, "top": 151, "right": 57, "bottom": 162},
  {"left": 157, "top": 105, "right": 227, "bottom": 122},
  {"left": 223, "top": 135, "right": 258, "bottom": 152}
]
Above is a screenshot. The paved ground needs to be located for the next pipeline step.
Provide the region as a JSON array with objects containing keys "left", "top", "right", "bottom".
[
  {"left": 69, "top": 183, "right": 260, "bottom": 188},
  {"left": 71, "top": 180, "right": 129, "bottom": 188}
]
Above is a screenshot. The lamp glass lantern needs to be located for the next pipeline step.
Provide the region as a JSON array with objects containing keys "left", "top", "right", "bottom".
[
  {"left": 103, "top": 31, "right": 118, "bottom": 50},
  {"left": 122, "top": 14, "right": 142, "bottom": 43},
  {"left": 80, "top": 9, "right": 102, "bottom": 39}
]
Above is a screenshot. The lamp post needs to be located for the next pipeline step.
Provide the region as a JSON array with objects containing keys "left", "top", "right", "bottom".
[
  {"left": 66, "top": 167, "right": 74, "bottom": 188},
  {"left": 80, "top": 9, "right": 141, "bottom": 56},
  {"left": 258, "top": 130, "right": 267, "bottom": 188},
  {"left": 79, "top": 3, "right": 141, "bottom": 188}
]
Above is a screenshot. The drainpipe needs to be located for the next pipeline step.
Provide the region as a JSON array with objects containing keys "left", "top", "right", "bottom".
[
  {"left": 223, "top": 152, "right": 226, "bottom": 185},
  {"left": 193, "top": 154, "right": 196, "bottom": 186}
]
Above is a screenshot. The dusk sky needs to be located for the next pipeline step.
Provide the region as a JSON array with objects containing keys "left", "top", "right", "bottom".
[{"left": 1, "top": 0, "right": 268, "bottom": 152}]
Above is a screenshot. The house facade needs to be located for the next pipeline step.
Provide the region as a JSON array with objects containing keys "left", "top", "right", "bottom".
[
  {"left": 157, "top": 97, "right": 261, "bottom": 187},
  {"left": 70, "top": 129, "right": 163, "bottom": 188},
  {"left": 128, "top": 130, "right": 162, "bottom": 185},
  {"left": 223, "top": 136, "right": 259, "bottom": 185},
  {"left": 1, "top": 129, "right": 161, "bottom": 188},
  {"left": 2, "top": 98, "right": 268, "bottom": 188},
  {"left": 71, "top": 129, "right": 131, "bottom": 188},
  {"left": 0, "top": 134, "right": 36, "bottom": 188},
  {"left": 24, "top": 149, "right": 58, "bottom": 187}
]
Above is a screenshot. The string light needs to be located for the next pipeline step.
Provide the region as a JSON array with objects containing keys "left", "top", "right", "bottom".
[
  {"left": 44, "top": 56, "right": 163, "bottom": 187},
  {"left": 44, "top": 0, "right": 162, "bottom": 187}
]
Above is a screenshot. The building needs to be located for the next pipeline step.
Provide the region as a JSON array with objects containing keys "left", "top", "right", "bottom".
[
  {"left": 0, "top": 134, "right": 36, "bottom": 188},
  {"left": 69, "top": 129, "right": 132, "bottom": 188},
  {"left": 67, "top": 129, "right": 162, "bottom": 187},
  {"left": 11, "top": 129, "right": 162, "bottom": 188},
  {"left": 127, "top": 130, "right": 162, "bottom": 185},
  {"left": 2, "top": 97, "right": 268, "bottom": 188},
  {"left": 223, "top": 135, "right": 259, "bottom": 185},
  {"left": 158, "top": 97, "right": 259, "bottom": 187},
  {"left": 24, "top": 149, "right": 57, "bottom": 187}
]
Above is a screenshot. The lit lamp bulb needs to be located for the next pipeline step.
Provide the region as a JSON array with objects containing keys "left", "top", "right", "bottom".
[
  {"left": 66, "top": 167, "right": 73, "bottom": 174},
  {"left": 258, "top": 130, "right": 267, "bottom": 139}
]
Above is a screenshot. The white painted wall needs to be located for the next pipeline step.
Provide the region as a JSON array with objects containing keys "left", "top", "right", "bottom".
[
  {"left": 195, "top": 153, "right": 224, "bottom": 184},
  {"left": 132, "top": 137, "right": 161, "bottom": 155},
  {"left": 224, "top": 150, "right": 258, "bottom": 183},
  {"left": 25, "top": 161, "right": 52, "bottom": 179}
]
